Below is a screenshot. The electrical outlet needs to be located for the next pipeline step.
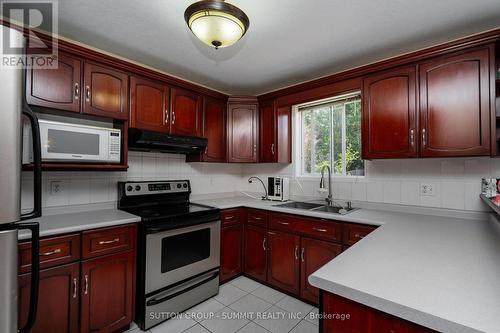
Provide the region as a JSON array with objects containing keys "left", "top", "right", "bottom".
[
  {"left": 420, "top": 183, "right": 435, "bottom": 196},
  {"left": 50, "top": 180, "right": 65, "bottom": 196}
]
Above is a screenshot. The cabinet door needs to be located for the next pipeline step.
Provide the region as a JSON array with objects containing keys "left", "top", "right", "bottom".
[
  {"left": 362, "top": 66, "right": 417, "bottom": 159},
  {"left": 83, "top": 62, "right": 129, "bottom": 120},
  {"left": 18, "top": 263, "right": 79, "bottom": 333},
  {"left": 276, "top": 106, "right": 292, "bottom": 163},
  {"left": 227, "top": 103, "right": 258, "bottom": 162},
  {"left": 259, "top": 101, "right": 276, "bottom": 162},
  {"left": 322, "top": 292, "right": 370, "bottom": 333},
  {"left": 171, "top": 87, "right": 202, "bottom": 137},
  {"left": 419, "top": 48, "right": 491, "bottom": 157},
  {"left": 203, "top": 97, "right": 227, "bottom": 162},
  {"left": 244, "top": 224, "right": 267, "bottom": 282},
  {"left": 300, "top": 237, "right": 342, "bottom": 303},
  {"left": 81, "top": 251, "right": 134, "bottom": 333},
  {"left": 267, "top": 230, "right": 300, "bottom": 294},
  {"left": 26, "top": 53, "right": 81, "bottom": 113},
  {"left": 220, "top": 224, "right": 242, "bottom": 283},
  {"left": 130, "top": 76, "right": 169, "bottom": 132}
]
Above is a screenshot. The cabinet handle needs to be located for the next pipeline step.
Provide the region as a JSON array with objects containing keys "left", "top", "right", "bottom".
[
  {"left": 354, "top": 233, "right": 365, "bottom": 239},
  {"left": 85, "top": 85, "right": 90, "bottom": 102},
  {"left": 253, "top": 144, "right": 257, "bottom": 153},
  {"left": 262, "top": 238, "right": 267, "bottom": 251},
  {"left": 74, "top": 83, "right": 79, "bottom": 100},
  {"left": 422, "top": 129, "right": 426, "bottom": 147},
  {"left": 165, "top": 109, "right": 169, "bottom": 124},
  {"left": 39, "top": 248, "right": 61, "bottom": 256},
  {"left": 84, "top": 274, "right": 89, "bottom": 295},
  {"left": 294, "top": 245, "right": 299, "bottom": 260},
  {"left": 98, "top": 238, "right": 119, "bottom": 245},
  {"left": 224, "top": 215, "right": 234, "bottom": 220},
  {"left": 313, "top": 227, "right": 327, "bottom": 233},
  {"left": 205, "top": 146, "right": 208, "bottom": 155},
  {"left": 172, "top": 111, "right": 176, "bottom": 124},
  {"left": 72, "top": 278, "right": 78, "bottom": 299},
  {"left": 271, "top": 143, "right": 275, "bottom": 155},
  {"left": 278, "top": 222, "right": 289, "bottom": 226},
  {"left": 301, "top": 247, "right": 305, "bottom": 262},
  {"left": 252, "top": 216, "right": 262, "bottom": 220},
  {"left": 410, "top": 129, "right": 414, "bottom": 147}
]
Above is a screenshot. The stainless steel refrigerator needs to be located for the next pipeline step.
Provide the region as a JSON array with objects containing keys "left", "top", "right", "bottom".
[{"left": 0, "top": 25, "right": 42, "bottom": 333}]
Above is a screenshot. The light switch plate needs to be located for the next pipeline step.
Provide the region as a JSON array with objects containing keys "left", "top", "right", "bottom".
[
  {"left": 50, "top": 180, "right": 65, "bottom": 196},
  {"left": 420, "top": 183, "right": 435, "bottom": 196}
]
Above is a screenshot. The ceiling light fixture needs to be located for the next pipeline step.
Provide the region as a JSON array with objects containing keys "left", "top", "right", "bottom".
[{"left": 184, "top": 0, "right": 250, "bottom": 50}]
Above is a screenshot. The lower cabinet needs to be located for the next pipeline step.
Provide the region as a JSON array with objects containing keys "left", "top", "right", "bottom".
[
  {"left": 322, "top": 292, "right": 437, "bottom": 333},
  {"left": 81, "top": 251, "right": 135, "bottom": 333},
  {"left": 18, "top": 263, "right": 80, "bottom": 333},
  {"left": 266, "top": 230, "right": 300, "bottom": 294},
  {"left": 243, "top": 224, "right": 268, "bottom": 281},
  {"left": 300, "top": 237, "right": 342, "bottom": 303},
  {"left": 220, "top": 223, "right": 243, "bottom": 283}
]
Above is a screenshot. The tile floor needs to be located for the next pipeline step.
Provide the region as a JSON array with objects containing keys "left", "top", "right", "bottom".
[{"left": 125, "top": 276, "right": 319, "bottom": 333}]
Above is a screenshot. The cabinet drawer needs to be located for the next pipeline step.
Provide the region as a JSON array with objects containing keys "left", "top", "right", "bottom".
[
  {"left": 269, "top": 213, "right": 299, "bottom": 232},
  {"left": 247, "top": 209, "right": 267, "bottom": 227},
  {"left": 82, "top": 224, "right": 136, "bottom": 259},
  {"left": 221, "top": 208, "right": 241, "bottom": 226},
  {"left": 343, "top": 223, "right": 377, "bottom": 246},
  {"left": 18, "top": 234, "right": 80, "bottom": 274},
  {"left": 297, "top": 219, "right": 342, "bottom": 242}
]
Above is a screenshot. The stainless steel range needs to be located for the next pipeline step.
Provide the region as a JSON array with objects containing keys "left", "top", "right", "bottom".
[{"left": 117, "top": 180, "right": 220, "bottom": 330}]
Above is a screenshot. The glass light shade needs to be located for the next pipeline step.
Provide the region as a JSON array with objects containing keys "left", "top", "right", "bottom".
[{"left": 188, "top": 10, "right": 246, "bottom": 49}]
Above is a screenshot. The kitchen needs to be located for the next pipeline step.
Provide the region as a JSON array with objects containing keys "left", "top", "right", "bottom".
[{"left": 1, "top": 1, "right": 500, "bottom": 333}]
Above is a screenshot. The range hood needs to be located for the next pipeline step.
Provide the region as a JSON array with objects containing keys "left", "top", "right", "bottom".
[{"left": 128, "top": 128, "right": 207, "bottom": 154}]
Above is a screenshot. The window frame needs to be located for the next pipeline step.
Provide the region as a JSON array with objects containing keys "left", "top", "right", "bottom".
[{"left": 294, "top": 92, "right": 364, "bottom": 179}]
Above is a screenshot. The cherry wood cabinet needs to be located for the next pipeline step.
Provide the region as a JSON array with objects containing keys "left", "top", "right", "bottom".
[
  {"left": 129, "top": 75, "right": 170, "bottom": 133},
  {"left": 322, "top": 292, "right": 437, "bottom": 333},
  {"left": 26, "top": 53, "right": 82, "bottom": 113},
  {"left": 300, "top": 237, "right": 341, "bottom": 303},
  {"left": 170, "top": 87, "right": 202, "bottom": 137},
  {"left": 259, "top": 101, "right": 292, "bottom": 163},
  {"left": 81, "top": 251, "right": 135, "bottom": 333},
  {"left": 419, "top": 47, "right": 491, "bottom": 157},
  {"left": 18, "top": 263, "right": 80, "bottom": 333},
  {"left": 227, "top": 97, "right": 258, "bottom": 163},
  {"left": 343, "top": 223, "right": 377, "bottom": 246},
  {"left": 243, "top": 224, "right": 268, "bottom": 282},
  {"left": 266, "top": 230, "right": 300, "bottom": 294},
  {"left": 83, "top": 62, "right": 129, "bottom": 120},
  {"left": 220, "top": 224, "right": 243, "bottom": 283},
  {"left": 362, "top": 66, "right": 418, "bottom": 159}
]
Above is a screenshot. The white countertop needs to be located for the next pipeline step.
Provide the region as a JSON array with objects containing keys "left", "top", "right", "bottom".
[
  {"left": 18, "top": 208, "right": 140, "bottom": 240},
  {"left": 193, "top": 195, "right": 500, "bottom": 333}
]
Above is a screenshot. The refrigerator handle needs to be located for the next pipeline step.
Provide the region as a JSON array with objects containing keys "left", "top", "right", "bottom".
[
  {"left": 20, "top": 105, "right": 42, "bottom": 221},
  {"left": 16, "top": 222, "right": 40, "bottom": 333}
]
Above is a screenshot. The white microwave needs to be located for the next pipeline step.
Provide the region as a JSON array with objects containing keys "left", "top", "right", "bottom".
[{"left": 23, "top": 119, "right": 121, "bottom": 163}]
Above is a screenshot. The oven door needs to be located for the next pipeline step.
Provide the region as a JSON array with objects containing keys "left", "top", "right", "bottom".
[
  {"left": 145, "top": 220, "right": 220, "bottom": 294},
  {"left": 39, "top": 120, "right": 110, "bottom": 162}
]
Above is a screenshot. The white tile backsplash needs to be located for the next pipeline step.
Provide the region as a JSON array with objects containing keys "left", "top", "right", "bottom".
[{"left": 21, "top": 153, "right": 492, "bottom": 213}]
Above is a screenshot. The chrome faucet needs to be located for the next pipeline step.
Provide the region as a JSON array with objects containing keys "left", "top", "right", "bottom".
[
  {"left": 319, "top": 165, "right": 333, "bottom": 206},
  {"left": 248, "top": 176, "right": 269, "bottom": 200}
]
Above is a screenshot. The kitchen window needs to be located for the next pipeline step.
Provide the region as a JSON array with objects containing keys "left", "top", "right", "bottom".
[{"left": 298, "top": 93, "right": 364, "bottom": 177}]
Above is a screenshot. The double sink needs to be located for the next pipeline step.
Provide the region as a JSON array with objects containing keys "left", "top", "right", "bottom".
[{"left": 274, "top": 201, "right": 358, "bottom": 215}]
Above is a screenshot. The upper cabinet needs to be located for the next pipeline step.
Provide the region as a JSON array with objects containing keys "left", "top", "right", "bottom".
[
  {"left": 26, "top": 52, "right": 81, "bottom": 113},
  {"left": 362, "top": 46, "right": 493, "bottom": 159},
  {"left": 129, "top": 75, "right": 170, "bottom": 133},
  {"left": 170, "top": 87, "right": 202, "bottom": 137},
  {"left": 362, "top": 66, "right": 418, "bottom": 159},
  {"left": 419, "top": 47, "right": 491, "bottom": 157},
  {"left": 202, "top": 97, "right": 227, "bottom": 162},
  {"left": 83, "top": 62, "right": 129, "bottom": 120},
  {"left": 259, "top": 100, "right": 292, "bottom": 163},
  {"left": 227, "top": 97, "right": 259, "bottom": 163}
]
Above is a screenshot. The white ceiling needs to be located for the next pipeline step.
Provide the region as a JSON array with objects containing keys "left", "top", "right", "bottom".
[{"left": 58, "top": 0, "right": 500, "bottom": 95}]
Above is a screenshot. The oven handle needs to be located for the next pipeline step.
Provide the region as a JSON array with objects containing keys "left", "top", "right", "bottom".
[{"left": 146, "top": 270, "right": 219, "bottom": 307}]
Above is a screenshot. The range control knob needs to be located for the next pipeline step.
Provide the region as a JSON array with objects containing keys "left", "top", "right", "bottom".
[
  {"left": 177, "top": 183, "right": 182, "bottom": 189},
  {"left": 135, "top": 185, "right": 141, "bottom": 191},
  {"left": 183, "top": 183, "right": 188, "bottom": 188},
  {"left": 127, "top": 185, "right": 133, "bottom": 192}
]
